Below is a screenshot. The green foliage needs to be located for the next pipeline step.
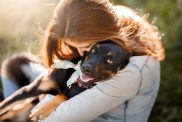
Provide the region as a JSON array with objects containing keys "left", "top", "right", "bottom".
[
  {"left": 142, "top": 0, "right": 182, "bottom": 49},
  {"left": 151, "top": 49, "right": 182, "bottom": 122}
]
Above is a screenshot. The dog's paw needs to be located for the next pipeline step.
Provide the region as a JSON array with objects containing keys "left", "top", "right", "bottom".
[
  {"left": 30, "top": 104, "right": 55, "bottom": 121},
  {"left": 30, "top": 94, "right": 67, "bottom": 121}
]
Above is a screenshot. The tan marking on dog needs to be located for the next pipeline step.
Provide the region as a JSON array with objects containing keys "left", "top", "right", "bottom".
[
  {"left": 96, "top": 44, "right": 100, "bottom": 48},
  {"left": 30, "top": 94, "right": 68, "bottom": 120},
  {"left": 38, "top": 77, "right": 58, "bottom": 91}
]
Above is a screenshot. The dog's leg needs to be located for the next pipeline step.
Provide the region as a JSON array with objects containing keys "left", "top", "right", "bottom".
[
  {"left": 30, "top": 94, "right": 68, "bottom": 120},
  {"left": 0, "top": 73, "right": 44, "bottom": 109},
  {"left": 0, "top": 71, "right": 59, "bottom": 118},
  {"left": 0, "top": 101, "right": 36, "bottom": 121}
]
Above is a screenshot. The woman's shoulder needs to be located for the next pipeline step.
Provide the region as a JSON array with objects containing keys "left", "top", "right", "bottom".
[{"left": 128, "top": 56, "right": 160, "bottom": 72}]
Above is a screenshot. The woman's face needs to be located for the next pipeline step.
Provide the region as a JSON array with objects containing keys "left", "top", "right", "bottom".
[{"left": 65, "top": 39, "right": 97, "bottom": 56}]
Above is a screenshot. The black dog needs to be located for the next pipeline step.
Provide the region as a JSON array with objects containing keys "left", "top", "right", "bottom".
[{"left": 0, "top": 41, "right": 131, "bottom": 121}]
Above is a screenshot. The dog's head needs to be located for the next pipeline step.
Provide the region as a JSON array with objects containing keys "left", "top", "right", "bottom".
[{"left": 78, "top": 41, "right": 131, "bottom": 88}]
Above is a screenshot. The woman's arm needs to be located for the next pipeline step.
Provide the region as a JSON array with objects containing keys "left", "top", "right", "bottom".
[{"left": 34, "top": 57, "right": 142, "bottom": 122}]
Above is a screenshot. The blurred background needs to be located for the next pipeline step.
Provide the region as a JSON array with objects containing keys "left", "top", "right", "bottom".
[{"left": 0, "top": 0, "right": 181, "bottom": 121}]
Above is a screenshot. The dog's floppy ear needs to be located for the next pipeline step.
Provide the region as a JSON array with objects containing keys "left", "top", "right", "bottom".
[
  {"left": 119, "top": 51, "right": 132, "bottom": 70},
  {"left": 125, "top": 51, "right": 132, "bottom": 65},
  {"left": 81, "top": 51, "right": 88, "bottom": 63}
]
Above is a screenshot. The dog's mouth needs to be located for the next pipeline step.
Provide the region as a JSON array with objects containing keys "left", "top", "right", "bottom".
[
  {"left": 80, "top": 73, "right": 95, "bottom": 82},
  {"left": 77, "top": 73, "right": 100, "bottom": 88}
]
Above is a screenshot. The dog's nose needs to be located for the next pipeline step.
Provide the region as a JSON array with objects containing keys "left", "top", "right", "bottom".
[{"left": 81, "top": 63, "right": 93, "bottom": 74}]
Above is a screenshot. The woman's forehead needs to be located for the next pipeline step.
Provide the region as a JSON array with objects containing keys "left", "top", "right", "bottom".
[{"left": 65, "top": 39, "right": 96, "bottom": 48}]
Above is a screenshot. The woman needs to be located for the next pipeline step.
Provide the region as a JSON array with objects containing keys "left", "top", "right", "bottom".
[
  {"left": 2, "top": 0, "right": 165, "bottom": 122},
  {"left": 32, "top": 0, "right": 165, "bottom": 122}
]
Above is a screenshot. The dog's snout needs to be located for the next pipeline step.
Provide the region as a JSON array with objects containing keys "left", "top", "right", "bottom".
[{"left": 81, "top": 63, "right": 93, "bottom": 74}]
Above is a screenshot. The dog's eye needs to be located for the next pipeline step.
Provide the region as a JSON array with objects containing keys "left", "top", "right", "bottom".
[{"left": 107, "top": 59, "right": 113, "bottom": 64}]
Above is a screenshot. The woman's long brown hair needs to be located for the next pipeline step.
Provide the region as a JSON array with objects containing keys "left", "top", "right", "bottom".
[{"left": 41, "top": 0, "right": 165, "bottom": 67}]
